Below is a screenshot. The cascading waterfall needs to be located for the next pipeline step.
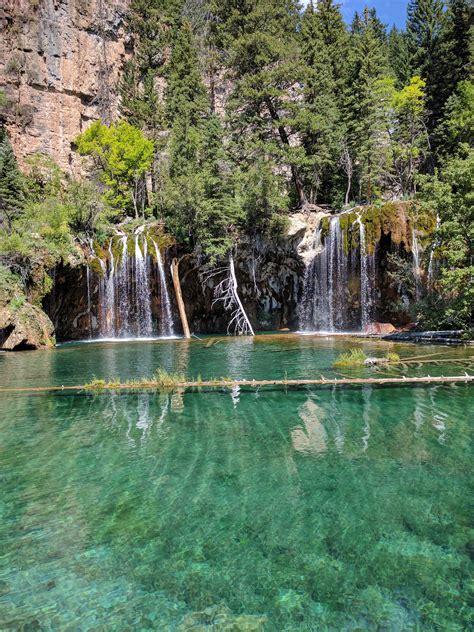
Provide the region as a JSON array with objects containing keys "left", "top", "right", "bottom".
[
  {"left": 134, "top": 234, "right": 153, "bottom": 336},
  {"left": 299, "top": 213, "right": 377, "bottom": 332},
  {"left": 152, "top": 240, "right": 174, "bottom": 337},
  {"left": 299, "top": 216, "right": 349, "bottom": 331},
  {"left": 86, "top": 266, "right": 92, "bottom": 339},
  {"left": 356, "top": 215, "right": 375, "bottom": 330},
  {"left": 117, "top": 235, "right": 130, "bottom": 335},
  {"left": 95, "top": 229, "right": 175, "bottom": 338},
  {"left": 427, "top": 213, "right": 440, "bottom": 290},
  {"left": 411, "top": 227, "right": 421, "bottom": 300}
]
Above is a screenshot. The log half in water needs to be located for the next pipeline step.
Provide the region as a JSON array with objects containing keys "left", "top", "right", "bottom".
[{"left": 0, "top": 374, "right": 473, "bottom": 394}]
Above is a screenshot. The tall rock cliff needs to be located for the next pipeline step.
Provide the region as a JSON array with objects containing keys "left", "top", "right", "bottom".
[{"left": 0, "top": 0, "right": 130, "bottom": 172}]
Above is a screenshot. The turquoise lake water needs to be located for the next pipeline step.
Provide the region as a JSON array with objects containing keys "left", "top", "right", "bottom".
[{"left": 0, "top": 335, "right": 472, "bottom": 630}]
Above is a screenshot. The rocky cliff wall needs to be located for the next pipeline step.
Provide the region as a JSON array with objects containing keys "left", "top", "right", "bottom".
[{"left": 0, "top": 0, "right": 130, "bottom": 172}]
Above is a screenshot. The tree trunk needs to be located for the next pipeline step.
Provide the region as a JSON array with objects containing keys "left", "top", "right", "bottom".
[
  {"left": 264, "top": 97, "right": 306, "bottom": 207},
  {"left": 345, "top": 175, "right": 351, "bottom": 206},
  {"left": 229, "top": 254, "right": 254, "bottom": 336},
  {"left": 171, "top": 257, "right": 190, "bottom": 339}
]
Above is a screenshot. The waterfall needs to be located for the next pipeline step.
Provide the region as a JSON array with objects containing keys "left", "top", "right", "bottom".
[
  {"left": 299, "top": 212, "right": 378, "bottom": 332},
  {"left": 134, "top": 234, "right": 153, "bottom": 336},
  {"left": 152, "top": 240, "right": 174, "bottom": 337},
  {"left": 117, "top": 235, "right": 130, "bottom": 336},
  {"left": 357, "top": 215, "right": 374, "bottom": 330},
  {"left": 412, "top": 227, "right": 421, "bottom": 300},
  {"left": 427, "top": 213, "right": 440, "bottom": 291},
  {"left": 93, "top": 228, "right": 175, "bottom": 339},
  {"left": 86, "top": 266, "right": 92, "bottom": 339},
  {"left": 102, "top": 239, "right": 116, "bottom": 337},
  {"left": 299, "top": 216, "right": 349, "bottom": 332}
]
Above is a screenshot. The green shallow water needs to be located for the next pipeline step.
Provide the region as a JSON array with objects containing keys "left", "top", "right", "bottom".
[{"left": 0, "top": 336, "right": 472, "bottom": 630}]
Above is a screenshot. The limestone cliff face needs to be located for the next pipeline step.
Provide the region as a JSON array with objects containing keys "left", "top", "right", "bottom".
[{"left": 0, "top": 0, "right": 130, "bottom": 172}]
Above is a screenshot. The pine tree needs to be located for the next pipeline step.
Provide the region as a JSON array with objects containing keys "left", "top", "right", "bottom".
[
  {"left": 406, "top": 0, "right": 446, "bottom": 134},
  {"left": 162, "top": 20, "right": 210, "bottom": 247},
  {"left": 309, "top": 0, "right": 349, "bottom": 109},
  {"left": 215, "top": 0, "right": 305, "bottom": 207},
  {"left": 197, "top": 114, "right": 243, "bottom": 259},
  {"left": 344, "top": 8, "right": 392, "bottom": 201},
  {"left": 0, "top": 128, "right": 24, "bottom": 232},
  {"left": 294, "top": 2, "right": 342, "bottom": 203},
  {"left": 388, "top": 27, "right": 413, "bottom": 88}
]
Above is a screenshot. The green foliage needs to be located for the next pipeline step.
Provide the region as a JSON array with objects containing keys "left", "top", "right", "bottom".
[
  {"left": 417, "top": 150, "right": 474, "bottom": 329},
  {"left": 294, "top": 2, "right": 342, "bottom": 203},
  {"left": 0, "top": 128, "right": 24, "bottom": 231},
  {"left": 334, "top": 348, "right": 367, "bottom": 368},
  {"left": 344, "top": 8, "right": 392, "bottom": 202},
  {"left": 390, "top": 76, "right": 430, "bottom": 195},
  {"left": 0, "top": 263, "right": 24, "bottom": 306},
  {"left": 75, "top": 120, "right": 154, "bottom": 218}
]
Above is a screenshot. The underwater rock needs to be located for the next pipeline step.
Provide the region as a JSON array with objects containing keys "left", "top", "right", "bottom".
[
  {"left": 0, "top": 302, "right": 55, "bottom": 350},
  {"left": 364, "top": 357, "right": 390, "bottom": 366},
  {"left": 179, "top": 604, "right": 266, "bottom": 631}
]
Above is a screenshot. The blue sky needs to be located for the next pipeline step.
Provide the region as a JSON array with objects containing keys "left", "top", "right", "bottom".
[{"left": 303, "top": 1, "right": 408, "bottom": 29}]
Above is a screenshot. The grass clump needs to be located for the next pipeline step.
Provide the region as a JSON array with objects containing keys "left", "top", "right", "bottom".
[
  {"left": 153, "top": 368, "right": 186, "bottom": 387},
  {"left": 385, "top": 351, "right": 400, "bottom": 362},
  {"left": 84, "top": 377, "right": 120, "bottom": 390},
  {"left": 334, "top": 348, "right": 367, "bottom": 368}
]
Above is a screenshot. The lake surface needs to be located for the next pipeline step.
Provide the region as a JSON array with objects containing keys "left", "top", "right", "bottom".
[{"left": 0, "top": 335, "right": 472, "bottom": 630}]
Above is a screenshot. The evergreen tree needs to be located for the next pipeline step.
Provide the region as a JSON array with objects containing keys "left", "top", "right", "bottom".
[
  {"left": 345, "top": 8, "right": 392, "bottom": 201},
  {"left": 309, "top": 0, "right": 349, "bottom": 109},
  {"left": 196, "top": 114, "right": 243, "bottom": 259},
  {"left": 0, "top": 129, "right": 24, "bottom": 232},
  {"left": 406, "top": 0, "right": 446, "bottom": 136},
  {"left": 388, "top": 27, "right": 413, "bottom": 88},
  {"left": 294, "top": 2, "right": 341, "bottom": 203},
  {"left": 216, "top": 0, "right": 305, "bottom": 206}
]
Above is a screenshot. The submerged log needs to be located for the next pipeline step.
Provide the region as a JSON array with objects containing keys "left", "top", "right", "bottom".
[{"left": 1, "top": 374, "right": 472, "bottom": 394}]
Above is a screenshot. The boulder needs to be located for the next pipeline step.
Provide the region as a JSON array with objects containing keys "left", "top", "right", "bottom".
[
  {"left": 0, "top": 302, "right": 55, "bottom": 350},
  {"left": 365, "top": 322, "right": 397, "bottom": 335}
]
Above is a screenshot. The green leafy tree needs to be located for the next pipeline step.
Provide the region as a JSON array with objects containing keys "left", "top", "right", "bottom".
[
  {"left": 75, "top": 120, "right": 154, "bottom": 218},
  {"left": 391, "top": 76, "right": 429, "bottom": 196}
]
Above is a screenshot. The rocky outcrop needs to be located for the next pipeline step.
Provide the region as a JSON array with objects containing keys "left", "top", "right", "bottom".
[
  {"left": 0, "top": 0, "right": 130, "bottom": 172},
  {"left": 0, "top": 301, "right": 55, "bottom": 350}
]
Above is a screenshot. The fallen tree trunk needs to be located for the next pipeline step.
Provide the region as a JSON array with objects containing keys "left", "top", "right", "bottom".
[
  {"left": 1, "top": 374, "right": 472, "bottom": 394},
  {"left": 171, "top": 257, "right": 190, "bottom": 339}
]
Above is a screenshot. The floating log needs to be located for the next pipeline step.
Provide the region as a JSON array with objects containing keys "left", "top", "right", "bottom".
[{"left": 0, "top": 374, "right": 473, "bottom": 394}]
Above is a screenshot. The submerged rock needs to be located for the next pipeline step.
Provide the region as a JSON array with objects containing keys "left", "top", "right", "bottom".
[
  {"left": 0, "top": 302, "right": 55, "bottom": 351},
  {"left": 179, "top": 604, "right": 266, "bottom": 631},
  {"left": 364, "top": 357, "right": 390, "bottom": 366}
]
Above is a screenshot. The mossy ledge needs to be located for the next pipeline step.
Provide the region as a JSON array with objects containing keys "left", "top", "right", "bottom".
[{"left": 320, "top": 202, "right": 436, "bottom": 256}]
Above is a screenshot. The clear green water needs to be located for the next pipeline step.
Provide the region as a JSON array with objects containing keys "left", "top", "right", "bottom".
[{"left": 0, "top": 336, "right": 472, "bottom": 630}]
